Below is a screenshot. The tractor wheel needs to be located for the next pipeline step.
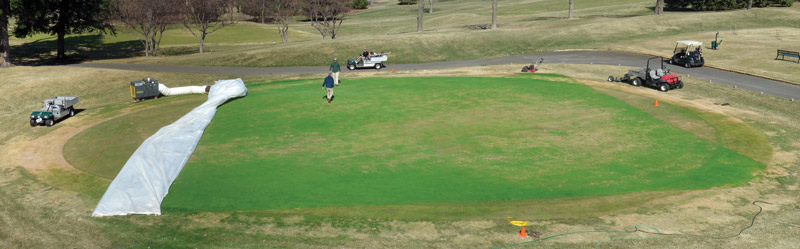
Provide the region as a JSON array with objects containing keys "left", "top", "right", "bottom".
[
  {"left": 607, "top": 76, "right": 614, "bottom": 82},
  {"left": 631, "top": 78, "right": 642, "bottom": 86},
  {"left": 375, "top": 63, "right": 382, "bottom": 70},
  {"left": 348, "top": 64, "right": 355, "bottom": 70},
  {"left": 45, "top": 119, "right": 54, "bottom": 127},
  {"left": 677, "top": 80, "right": 684, "bottom": 89},
  {"left": 659, "top": 83, "right": 670, "bottom": 92},
  {"left": 684, "top": 62, "right": 691, "bottom": 68},
  {"left": 69, "top": 108, "right": 75, "bottom": 117},
  {"left": 30, "top": 119, "right": 36, "bottom": 127}
]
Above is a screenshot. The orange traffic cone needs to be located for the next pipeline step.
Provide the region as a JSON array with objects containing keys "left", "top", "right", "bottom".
[
  {"left": 654, "top": 100, "right": 659, "bottom": 106},
  {"left": 392, "top": 67, "right": 395, "bottom": 73},
  {"left": 519, "top": 226, "right": 527, "bottom": 237}
]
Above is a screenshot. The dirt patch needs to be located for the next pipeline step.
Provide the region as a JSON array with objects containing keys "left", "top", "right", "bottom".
[
  {"left": 1, "top": 114, "right": 100, "bottom": 173},
  {"left": 281, "top": 215, "right": 304, "bottom": 225},
  {"left": 4, "top": 114, "right": 121, "bottom": 173},
  {"left": 766, "top": 150, "right": 798, "bottom": 177},
  {"left": 2, "top": 99, "right": 199, "bottom": 176},
  {"left": 381, "top": 221, "right": 441, "bottom": 240}
]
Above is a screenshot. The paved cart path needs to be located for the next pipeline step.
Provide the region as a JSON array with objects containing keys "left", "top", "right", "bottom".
[{"left": 67, "top": 50, "right": 800, "bottom": 100}]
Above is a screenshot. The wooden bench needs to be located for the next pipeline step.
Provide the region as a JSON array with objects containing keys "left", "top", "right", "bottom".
[{"left": 776, "top": 49, "right": 800, "bottom": 63}]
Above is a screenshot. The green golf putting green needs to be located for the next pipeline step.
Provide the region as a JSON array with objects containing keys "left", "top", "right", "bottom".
[{"left": 155, "top": 75, "right": 763, "bottom": 212}]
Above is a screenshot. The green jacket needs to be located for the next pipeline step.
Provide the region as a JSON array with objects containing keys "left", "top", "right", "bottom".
[{"left": 330, "top": 62, "right": 341, "bottom": 73}]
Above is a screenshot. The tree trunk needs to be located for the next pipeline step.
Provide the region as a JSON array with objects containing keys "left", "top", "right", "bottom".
[
  {"left": 331, "top": 18, "right": 342, "bottom": 39},
  {"left": 491, "top": 0, "right": 497, "bottom": 29},
  {"left": 199, "top": 35, "right": 205, "bottom": 53},
  {"left": 145, "top": 33, "right": 151, "bottom": 57},
  {"left": 0, "top": 4, "right": 12, "bottom": 68},
  {"left": 260, "top": 8, "right": 265, "bottom": 23},
  {"left": 568, "top": 0, "right": 574, "bottom": 19},
  {"left": 747, "top": 0, "right": 753, "bottom": 9},
  {"left": 56, "top": 1, "right": 68, "bottom": 60},
  {"left": 428, "top": 0, "right": 434, "bottom": 13},
  {"left": 655, "top": 0, "right": 663, "bottom": 15},
  {"left": 322, "top": 15, "right": 328, "bottom": 39},
  {"left": 150, "top": 37, "right": 157, "bottom": 56},
  {"left": 57, "top": 31, "right": 66, "bottom": 60},
  {"left": 0, "top": 25, "right": 10, "bottom": 68},
  {"left": 154, "top": 26, "right": 167, "bottom": 56},
  {"left": 417, "top": 0, "right": 423, "bottom": 32},
  {"left": 277, "top": 20, "right": 288, "bottom": 44}
]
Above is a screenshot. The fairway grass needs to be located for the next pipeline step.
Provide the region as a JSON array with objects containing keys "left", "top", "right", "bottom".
[{"left": 146, "top": 75, "right": 765, "bottom": 212}]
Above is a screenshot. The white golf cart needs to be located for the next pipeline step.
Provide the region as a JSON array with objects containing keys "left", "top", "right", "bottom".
[
  {"left": 669, "top": 40, "right": 704, "bottom": 68},
  {"left": 347, "top": 52, "right": 389, "bottom": 70}
]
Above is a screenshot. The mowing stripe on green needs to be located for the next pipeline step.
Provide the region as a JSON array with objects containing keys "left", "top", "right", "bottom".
[{"left": 161, "top": 75, "right": 763, "bottom": 212}]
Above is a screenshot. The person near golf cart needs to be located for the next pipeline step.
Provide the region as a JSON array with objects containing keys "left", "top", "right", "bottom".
[
  {"left": 322, "top": 73, "right": 335, "bottom": 103},
  {"left": 360, "top": 48, "right": 377, "bottom": 63},
  {"left": 670, "top": 40, "right": 704, "bottom": 68},
  {"left": 348, "top": 50, "right": 389, "bottom": 70},
  {"left": 362, "top": 48, "right": 371, "bottom": 60},
  {"left": 608, "top": 56, "right": 684, "bottom": 92},
  {"left": 330, "top": 58, "right": 341, "bottom": 86}
]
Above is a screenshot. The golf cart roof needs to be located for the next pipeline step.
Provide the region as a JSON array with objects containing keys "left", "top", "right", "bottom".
[{"left": 676, "top": 40, "right": 703, "bottom": 46}]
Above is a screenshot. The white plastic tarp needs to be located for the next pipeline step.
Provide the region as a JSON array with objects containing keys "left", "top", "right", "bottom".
[{"left": 92, "top": 78, "right": 247, "bottom": 217}]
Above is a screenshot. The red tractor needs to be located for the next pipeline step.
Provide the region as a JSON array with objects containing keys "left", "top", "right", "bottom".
[{"left": 607, "top": 56, "right": 684, "bottom": 92}]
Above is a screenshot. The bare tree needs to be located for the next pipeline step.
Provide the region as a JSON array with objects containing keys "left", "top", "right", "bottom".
[
  {"left": 568, "top": 0, "right": 574, "bottom": 19},
  {"left": 417, "top": 0, "right": 423, "bottom": 32},
  {"left": 182, "top": 0, "right": 233, "bottom": 53},
  {"left": 267, "top": 0, "right": 297, "bottom": 44},
  {"left": 304, "top": 0, "right": 349, "bottom": 39},
  {"left": 1, "top": 0, "right": 12, "bottom": 68},
  {"left": 654, "top": 0, "right": 664, "bottom": 15},
  {"left": 491, "top": 0, "right": 497, "bottom": 29},
  {"left": 114, "top": 0, "right": 180, "bottom": 57},
  {"left": 747, "top": 0, "right": 753, "bottom": 10},
  {"left": 240, "top": 0, "right": 267, "bottom": 23},
  {"left": 229, "top": 0, "right": 236, "bottom": 22},
  {"left": 428, "top": 0, "right": 434, "bottom": 13}
]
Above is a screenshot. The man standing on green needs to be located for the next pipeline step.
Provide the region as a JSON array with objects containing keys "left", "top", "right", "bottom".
[{"left": 330, "top": 57, "right": 341, "bottom": 86}]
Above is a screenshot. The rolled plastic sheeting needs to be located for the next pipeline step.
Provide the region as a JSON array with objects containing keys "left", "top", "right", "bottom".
[
  {"left": 92, "top": 78, "right": 248, "bottom": 217},
  {"left": 158, "top": 83, "right": 208, "bottom": 96}
]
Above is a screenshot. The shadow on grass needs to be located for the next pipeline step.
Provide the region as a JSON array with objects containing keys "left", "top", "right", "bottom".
[
  {"left": 522, "top": 13, "right": 645, "bottom": 22},
  {"left": 218, "top": 95, "right": 246, "bottom": 108},
  {"left": 646, "top": 6, "right": 697, "bottom": 12},
  {"left": 54, "top": 109, "right": 87, "bottom": 125},
  {"left": 10, "top": 34, "right": 142, "bottom": 66},
  {"left": 159, "top": 46, "right": 197, "bottom": 56}
]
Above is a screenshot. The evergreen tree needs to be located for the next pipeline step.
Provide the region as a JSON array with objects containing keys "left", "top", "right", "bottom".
[{"left": 13, "top": 0, "right": 113, "bottom": 60}]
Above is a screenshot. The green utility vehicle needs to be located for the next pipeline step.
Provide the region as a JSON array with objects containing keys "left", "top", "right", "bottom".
[{"left": 30, "top": 96, "right": 78, "bottom": 127}]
